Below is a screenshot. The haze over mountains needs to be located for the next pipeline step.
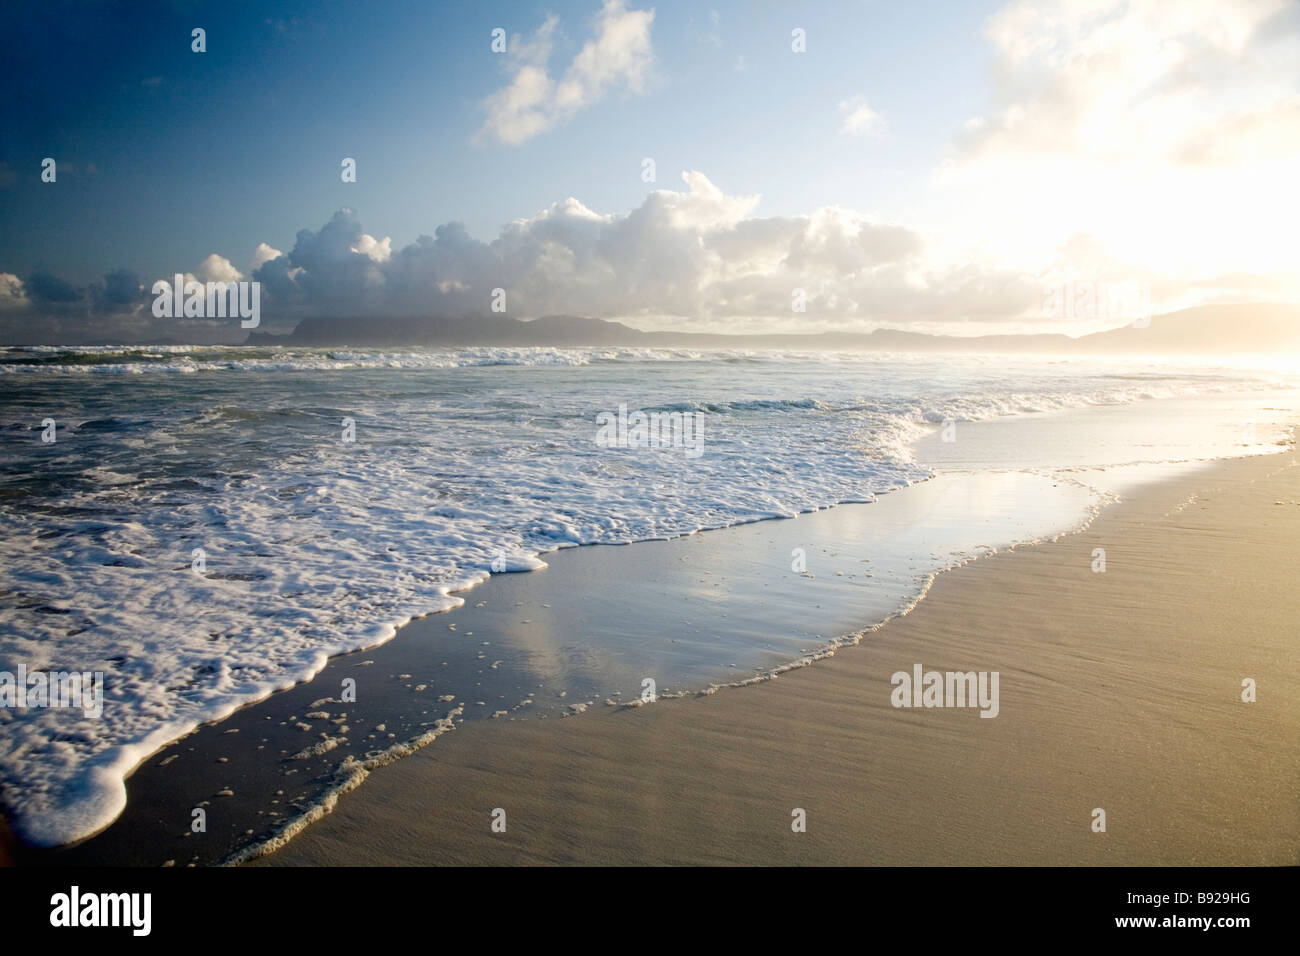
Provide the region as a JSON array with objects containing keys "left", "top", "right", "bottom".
[{"left": 243, "top": 303, "right": 1300, "bottom": 356}]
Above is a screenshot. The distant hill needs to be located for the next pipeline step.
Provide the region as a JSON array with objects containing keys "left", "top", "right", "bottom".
[
  {"left": 243, "top": 302, "right": 1300, "bottom": 355},
  {"left": 1072, "top": 303, "right": 1300, "bottom": 354}
]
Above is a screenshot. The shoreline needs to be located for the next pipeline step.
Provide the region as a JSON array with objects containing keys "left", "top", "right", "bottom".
[
  {"left": 8, "top": 462, "right": 1101, "bottom": 865},
  {"left": 9, "top": 439, "right": 1296, "bottom": 865},
  {"left": 249, "top": 444, "right": 1298, "bottom": 866},
  {"left": 3, "top": 385, "right": 1292, "bottom": 858}
]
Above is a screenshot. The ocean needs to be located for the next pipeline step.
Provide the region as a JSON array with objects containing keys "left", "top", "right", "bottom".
[{"left": 1, "top": 344, "right": 1295, "bottom": 849}]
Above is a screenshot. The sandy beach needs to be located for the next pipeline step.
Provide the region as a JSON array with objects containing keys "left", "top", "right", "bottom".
[
  {"left": 13, "top": 436, "right": 1296, "bottom": 868},
  {"left": 8, "top": 5, "right": 1300, "bottom": 936},
  {"left": 227, "top": 446, "right": 1299, "bottom": 867}
]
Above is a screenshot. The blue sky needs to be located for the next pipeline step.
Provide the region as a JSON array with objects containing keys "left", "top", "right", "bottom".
[
  {"left": 1, "top": 0, "right": 1297, "bottom": 342},
  {"left": 1, "top": 0, "right": 991, "bottom": 280}
]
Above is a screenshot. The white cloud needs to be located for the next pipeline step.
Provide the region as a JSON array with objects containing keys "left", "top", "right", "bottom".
[
  {"left": 194, "top": 253, "right": 243, "bottom": 283},
  {"left": 237, "top": 173, "right": 1052, "bottom": 330},
  {"left": 957, "top": 0, "right": 1300, "bottom": 168},
  {"left": 351, "top": 233, "right": 392, "bottom": 262},
  {"left": 250, "top": 242, "right": 283, "bottom": 271},
  {"left": 663, "top": 170, "right": 759, "bottom": 230},
  {"left": 839, "top": 96, "right": 884, "bottom": 136},
  {"left": 478, "top": 0, "right": 656, "bottom": 145},
  {"left": 938, "top": 0, "right": 1300, "bottom": 281},
  {"left": 11, "top": 167, "right": 1298, "bottom": 342},
  {"left": 0, "top": 273, "right": 28, "bottom": 311}
]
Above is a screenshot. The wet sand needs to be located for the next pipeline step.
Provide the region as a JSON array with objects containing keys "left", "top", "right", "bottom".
[
  {"left": 11, "top": 442, "right": 1296, "bottom": 867},
  {"left": 15, "top": 465, "right": 1098, "bottom": 866},
  {"left": 251, "top": 447, "right": 1300, "bottom": 866}
]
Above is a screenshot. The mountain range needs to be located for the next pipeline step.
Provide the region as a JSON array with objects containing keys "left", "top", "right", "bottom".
[{"left": 243, "top": 303, "right": 1300, "bottom": 355}]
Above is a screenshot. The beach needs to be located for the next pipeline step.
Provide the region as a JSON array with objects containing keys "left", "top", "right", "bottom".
[
  {"left": 7, "top": 0, "right": 1300, "bottom": 927},
  {"left": 243, "top": 445, "right": 1300, "bottom": 866},
  {"left": 3, "top": 351, "right": 1296, "bottom": 867}
]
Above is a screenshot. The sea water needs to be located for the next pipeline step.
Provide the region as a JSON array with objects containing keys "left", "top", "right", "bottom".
[{"left": 0, "top": 345, "right": 1295, "bottom": 846}]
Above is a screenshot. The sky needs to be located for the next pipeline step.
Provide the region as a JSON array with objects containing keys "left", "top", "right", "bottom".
[{"left": 1, "top": 0, "right": 1298, "bottom": 343}]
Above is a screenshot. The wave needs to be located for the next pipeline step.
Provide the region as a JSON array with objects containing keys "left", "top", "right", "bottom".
[
  {"left": 0, "top": 351, "right": 1293, "bottom": 848},
  {"left": 6, "top": 344, "right": 1294, "bottom": 378}
]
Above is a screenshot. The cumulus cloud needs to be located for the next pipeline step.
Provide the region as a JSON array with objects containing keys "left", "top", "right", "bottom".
[
  {"left": 478, "top": 0, "right": 656, "bottom": 145},
  {"left": 228, "top": 171, "right": 1044, "bottom": 330},
  {"left": 95, "top": 269, "right": 143, "bottom": 310},
  {"left": 195, "top": 253, "right": 243, "bottom": 283},
  {"left": 5, "top": 166, "right": 1295, "bottom": 344},
  {"left": 956, "top": 0, "right": 1300, "bottom": 168},
  {"left": 228, "top": 168, "right": 1293, "bottom": 334},
  {"left": 351, "top": 233, "right": 392, "bottom": 262},
  {"left": 0, "top": 252, "right": 275, "bottom": 343},
  {"left": 0, "top": 267, "right": 156, "bottom": 343},
  {"left": 250, "top": 242, "right": 283, "bottom": 271},
  {"left": 839, "top": 96, "right": 884, "bottom": 136},
  {"left": 0, "top": 273, "right": 28, "bottom": 311},
  {"left": 25, "top": 271, "right": 82, "bottom": 304},
  {"left": 252, "top": 208, "right": 388, "bottom": 306}
]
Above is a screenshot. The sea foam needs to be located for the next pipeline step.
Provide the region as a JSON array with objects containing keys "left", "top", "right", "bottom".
[{"left": 0, "top": 346, "right": 1293, "bottom": 845}]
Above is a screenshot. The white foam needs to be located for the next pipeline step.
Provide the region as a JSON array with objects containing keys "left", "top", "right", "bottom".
[{"left": 0, "top": 347, "right": 1294, "bottom": 846}]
